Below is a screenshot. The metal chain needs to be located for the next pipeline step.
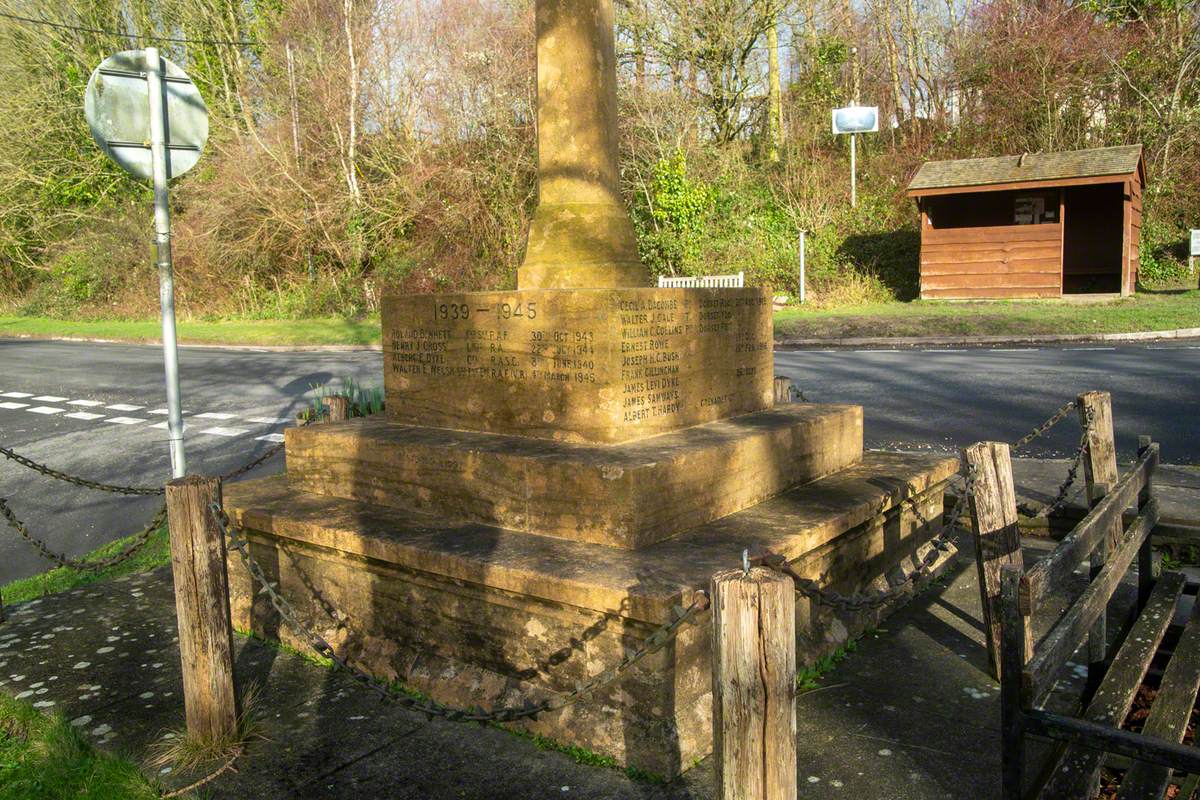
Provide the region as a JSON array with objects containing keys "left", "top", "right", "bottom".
[
  {"left": 755, "top": 466, "right": 976, "bottom": 613},
  {"left": 0, "top": 497, "right": 167, "bottom": 571},
  {"left": 1015, "top": 405, "right": 1094, "bottom": 519},
  {"left": 213, "top": 502, "right": 708, "bottom": 723},
  {"left": 220, "top": 440, "right": 287, "bottom": 482},
  {"left": 221, "top": 413, "right": 320, "bottom": 482},
  {"left": 1, "top": 446, "right": 164, "bottom": 496},
  {"left": 1011, "top": 399, "right": 1078, "bottom": 453},
  {"left": 2, "top": 409, "right": 316, "bottom": 494}
]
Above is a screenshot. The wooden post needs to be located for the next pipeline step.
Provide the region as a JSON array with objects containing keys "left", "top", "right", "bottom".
[
  {"left": 965, "top": 441, "right": 1030, "bottom": 680},
  {"left": 166, "top": 475, "right": 238, "bottom": 742},
  {"left": 1136, "top": 435, "right": 1156, "bottom": 611},
  {"left": 772, "top": 376, "right": 792, "bottom": 405},
  {"left": 711, "top": 566, "right": 796, "bottom": 800},
  {"left": 1078, "top": 391, "right": 1119, "bottom": 699},
  {"left": 1000, "top": 566, "right": 1030, "bottom": 800},
  {"left": 1079, "top": 391, "right": 1120, "bottom": 548},
  {"left": 322, "top": 394, "right": 350, "bottom": 422}
]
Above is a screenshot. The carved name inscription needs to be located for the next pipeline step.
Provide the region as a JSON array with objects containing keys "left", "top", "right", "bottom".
[{"left": 383, "top": 288, "right": 773, "bottom": 444}]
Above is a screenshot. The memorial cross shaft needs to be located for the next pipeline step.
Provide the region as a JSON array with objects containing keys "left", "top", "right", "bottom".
[{"left": 518, "top": 0, "right": 650, "bottom": 289}]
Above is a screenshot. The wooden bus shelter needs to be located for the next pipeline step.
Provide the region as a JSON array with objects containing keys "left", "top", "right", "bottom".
[{"left": 907, "top": 144, "right": 1144, "bottom": 299}]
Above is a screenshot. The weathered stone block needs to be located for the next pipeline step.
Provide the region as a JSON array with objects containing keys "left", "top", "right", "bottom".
[
  {"left": 285, "top": 403, "right": 863, "bottom": 549},
  {"left": 224, "top": 451, "right": 959, "bottom": 777},
  {"left": 382, "top": 286, "right": 773, "bottom": 444}
]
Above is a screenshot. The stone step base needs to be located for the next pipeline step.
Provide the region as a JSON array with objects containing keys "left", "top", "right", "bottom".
[
  {"left": 285, "top": 403, "right": 863, "bottom": 550},
  {"left": 223, "top": 450, "right": 958, "bottom": 777}
]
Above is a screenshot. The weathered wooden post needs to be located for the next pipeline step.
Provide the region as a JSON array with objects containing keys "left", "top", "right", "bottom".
[
  {"left": 1078, "top": 391, "right": 1119, "bottom": 547},
  {"left": 1077, "top": 390, "right": 1118, "bottom": 698},
  {"left": 1136, "top": 435, "right": 1156, "bottom": 609},
  {"left": 773, "top": 376, "right": 792, "bottom": 405},
  {"left": 322, "top": 394, "right": 350, "bottom": 422},
  {"left": 965, "top": 441, "right": 1030, "bottom": 680},
  {"left": 165, "top": 475, "right": 238, "bottom": 742},
  {"left": 711, "top": 565, "right": 796, "bottom": 800}
]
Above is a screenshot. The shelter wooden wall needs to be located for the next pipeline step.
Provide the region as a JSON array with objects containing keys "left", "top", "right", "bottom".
[
  {"left": 918, "top": 222, "right": 1063, "bottom": 299},
  {"left": 1127, "top": 174, "right": 1142, "bottom": 293}
]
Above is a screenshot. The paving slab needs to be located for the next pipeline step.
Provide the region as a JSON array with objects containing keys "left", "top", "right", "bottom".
[{"left": 0, "top": 529, "right": 1127, "bottom": 799}]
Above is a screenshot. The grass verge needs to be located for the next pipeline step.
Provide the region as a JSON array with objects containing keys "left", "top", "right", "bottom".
[
  {"left": 0, "top": 693, "right": 174, "bottom": 800},
  {"left": 775, "top": 290, "right": 1200, "bottom": 340},
  {"left": 0, "top": 518, "right": 170, "bottom": 604},
  {"left": 0, "top": 316, "right": 381, "bottom": 347},
  {"left": 3, "top": 290, "right": 1200, "bottom": 349}
]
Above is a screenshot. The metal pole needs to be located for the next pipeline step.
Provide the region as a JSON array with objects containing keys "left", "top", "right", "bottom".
[
  {"left": 850, "top": 132, "right": 857, "bottom": 208},
  {"left": 798, "top": 229, "right": 806, "bottom": 304},
  {"left": 146, "top": 47, "right": 186, "bottom": 479}
]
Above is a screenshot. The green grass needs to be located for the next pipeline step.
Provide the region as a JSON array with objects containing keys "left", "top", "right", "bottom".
[
  {"left": 0, "top": 693, "right": 175, "bottom": 800},
  {"left": 775, "top": 290, "right": 1200, "bottom": 340},
  {"left": 4, "top": 290, "right": 1199, "bottom": 347},
  {"left": 0, "top": 316, "right": 381, "bottom": 347},
  {"left": 796, "top": 639, "right": 859, "bottom": 693},
  {"left": 0, "top": 518, "right": 170, "bottom": 604}
]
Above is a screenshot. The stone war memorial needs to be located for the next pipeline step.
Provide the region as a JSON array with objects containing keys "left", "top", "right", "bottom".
[{"left": 223, "top": 0, "right": 958, "bottom": 776}]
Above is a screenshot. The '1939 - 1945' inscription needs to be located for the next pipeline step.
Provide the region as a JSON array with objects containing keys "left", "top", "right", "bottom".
[{"left": 386, "top": 291, "right": 770, "bottom": 429}]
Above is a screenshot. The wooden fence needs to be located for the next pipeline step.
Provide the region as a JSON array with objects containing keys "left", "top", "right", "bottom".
[{"left": 657, "top": 271, "right": 745, "bottom": 288}]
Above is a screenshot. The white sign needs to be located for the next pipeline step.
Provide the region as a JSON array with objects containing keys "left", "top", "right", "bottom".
[
  {"left": 831, "top": 106, "right": 879, "bottom": 135},
  {"left": 1191, "top": 229, "right": 1200, "bottom": 256},
  {"left": 84, "top": 50, "right": 208, "bottom": 181}
]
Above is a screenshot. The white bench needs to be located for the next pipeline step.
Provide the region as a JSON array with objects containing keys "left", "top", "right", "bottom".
[{"left": 656, "top": 271, "right": 744, "bottom": 288}]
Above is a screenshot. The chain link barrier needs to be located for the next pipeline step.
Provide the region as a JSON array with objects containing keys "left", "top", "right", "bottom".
[
  {"left": 1, "top": 416, "right": 308, "bottom": 493},
  {"left": 1015, "top": 405, "right": 1093, "bottom": 519},
  {"left": 1010, "top": 399, "right": 1078, "bottom": 453},
  {"left": 0, "top": 413, "right": 323, "bottom": 570},
  {"left": 0, "top": 496, "right": 167, "bottom": 571},
  {"left": 213, "top": 502, "right": 708, "bottom": 723},
  {"left": 755, "top": 465, "right": 976, "bottom": 613},
  {"left": 1, "top": 446, "right": 164, "bottom": 496},
  {"left": 770, "top": 396, "right": 1098, "bottom": 611}
]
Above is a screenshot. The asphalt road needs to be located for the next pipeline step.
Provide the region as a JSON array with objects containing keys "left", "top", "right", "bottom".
[{"left": 0, "top": 338, "right": 1196, "bottom": 583}]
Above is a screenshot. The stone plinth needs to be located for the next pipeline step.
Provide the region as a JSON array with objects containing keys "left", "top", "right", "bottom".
[
  {"left": 383, "top": 287, "right": 773, "bottom": 444},
  {"left": 224, "top": 451, "right": 959, "bottom": 778},
  {"left": 285, "top": 404, "right": 863, "bottom": 549}
]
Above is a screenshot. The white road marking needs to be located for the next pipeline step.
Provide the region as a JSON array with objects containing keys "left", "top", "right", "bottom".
[
  {"left": 26, "top": 406, "right": 65, "bottom": 415},
  {"left": 1065, "top": 347, "right": 1115, "bottom": 351},
  {"left": 148, "top": 408, "right": 169, "bottom": 415},
  {"left": 0, "top": 402, "right": 29, "bottom": 410},
  {"left": 199, "top": 426, "right": 250, "bottom": 437},
  {"left": 0, "top": 392, "right": 33, "bottom": 398},
  {"left": 67, "top": 399, "right": 104, "bottom": 407},
  {"left": 255, "top": 433, "right": 285, "bottom": 443},
  {"left": 925, "top": 349, "right": 965, "bottom": 353},
  {"left": 246, "top": 417, "right": 290, "bottom": 425},
  {"left": 103, "top": 417, "right": 145, "bottom": 425},
  {"left": 106, "top": 404, "right": 143, "bottom": 412},
  {"left": 990, "top": 348, "right": 1037, "bottom": 352},
  {"left": 194, "top": 412, "right": 236, "bottom": 420},
  {"left": 64, "top": 412, "right": 105, "bottom": 421},
  {"left": 149, "top": 421, "right": 186, "bottom": 431},
  {"left": 31, "top": 395, "right": 67, "bottom": 402}
]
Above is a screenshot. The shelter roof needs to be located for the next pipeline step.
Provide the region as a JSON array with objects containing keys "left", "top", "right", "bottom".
[{"left": 907, "top": 144, "right": 1142, "bottom": 195}]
